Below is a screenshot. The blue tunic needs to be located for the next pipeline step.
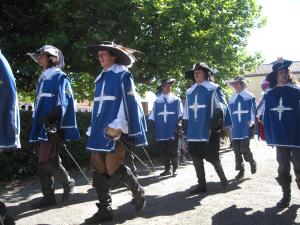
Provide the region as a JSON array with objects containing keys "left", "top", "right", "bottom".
[
  {"left": 30, "top": 68, "right": 80, "bottom": 142},
  {"left": 87, "top": 65, "right": 147, "bottom": 152},
  {"left": 263, "top": 84, "right": 300, "bottom": 148},
  {"left": 184, "top": 81, "right": 231, "bottom": 142},
  {"left": 229, "top": 90, "right": 256, "bottom": 140},
  {"left": 150, "top": 93, "right": 182, "bottom": 140},
  {"left": 0, "top": 51, "right": 20, "bottom": 149}
]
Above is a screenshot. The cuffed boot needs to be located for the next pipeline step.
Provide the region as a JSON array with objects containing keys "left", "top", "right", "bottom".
[
  {"left": 171, "top": 157, "right": 179, "bottom": 176},
  {"left": 213, "top": 161, "right": 228, "bottom": 188},
  {"left": 31, "top": 164, "right": 56, "bottom": 209},
  {"left": 48, "top": 157, "right": 75, "bottom": 202},
  {"left": 276, "top": 175, "right": 292, "bottom": 208},
  {"left": 159, "top": 159, "right": 171, "bottom": 176},
  {"left": 190, "top": 157, "right": 206, "bottom": 194},
  {"left": 120, "top": 165, "right": 146, "bottom": 212},
  {"left": 84, "top": 173, "right": 113, "bottom": 224},
  {"left": 235, "top": 169, "right": 245, "bottom": 180}
]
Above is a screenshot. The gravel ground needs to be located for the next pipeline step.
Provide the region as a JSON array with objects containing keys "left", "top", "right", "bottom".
[{"left": 1, "top": 140, "right": 300, "bottom": 225}]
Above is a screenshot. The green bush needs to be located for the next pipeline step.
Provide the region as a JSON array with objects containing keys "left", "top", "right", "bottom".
[
  {"left": 0, "top": 111, "right": 91, "bottom": 182},
  {"left": 0, "top": 112, "right": 157, "bottom": 182}
]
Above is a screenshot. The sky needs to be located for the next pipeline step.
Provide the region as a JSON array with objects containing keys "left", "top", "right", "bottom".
[{"left": 247, "top": 0, "right": 300, "bottom": 63}]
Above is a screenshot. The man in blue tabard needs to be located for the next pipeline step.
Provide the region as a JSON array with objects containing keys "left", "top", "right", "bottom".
[
  {"left": 261, "top": 59, "right": 300, "bottom": 208},
  {"left": 227, "top": 76, "right": 257, "bottom": 179},
  {"left": 183, "top": 62, "right": 232, "bottom": 194},
  {"left": 0, "top": 50, "right": 20, "bottom": 151},
  {"left": 85, "top": 41, "right": 147, "bottom": 224},
  {"left": 28, "top": 45, "right": 80, "bottom": 208},
  {"left": 149, "top": 78, "right": 183, "bottom": 176},
  {"left": 0, "top": 50, "right": 19, "bottom": 225}
]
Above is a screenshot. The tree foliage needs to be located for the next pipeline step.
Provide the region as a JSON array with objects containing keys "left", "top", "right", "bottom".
[{"left": 0, "top": 0, "right": 264, "bottom": 100}]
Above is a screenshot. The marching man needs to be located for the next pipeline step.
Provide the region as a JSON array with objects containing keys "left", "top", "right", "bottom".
[
  {"left": 85, "top": 41, "right": 148, "bottom": 223},
  {"left": 261, "top": 60, "right": 300, "bottom": 208},
  {"left": 227, "top": 76, "right": 257, "bottom": 179},
  {"left": 28, "top": 45, "right": 80, "bottom": 208},
  {"left": 149, "top": 78, "right": 183, "bottom": 176}
]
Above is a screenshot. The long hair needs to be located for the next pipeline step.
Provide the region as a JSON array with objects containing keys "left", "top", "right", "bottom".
[
  {"left": 46, "top": 54, "right": 60, "bottom": 69},
  {"left": 268, "top": 69, "right": 296, "bottom": 88}
]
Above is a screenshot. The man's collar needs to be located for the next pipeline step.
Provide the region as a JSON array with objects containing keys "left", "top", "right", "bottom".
[
  {"left": 40, "top": 67, "right": 60, "bottom": 80},
  {"left": 95, "top": 64, "right": 128, "bottom": 83}
]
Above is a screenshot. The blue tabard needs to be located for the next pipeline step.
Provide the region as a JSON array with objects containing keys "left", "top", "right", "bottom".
[
  {"left": 229, "top": 91, "right": 256, "bottom": 140},
  {"left": 185, "top": 82, "right": 231, "bottom": 142},
  {"left": 87, "top": 66, "right": 147, "bottom": 152},
  {"left": 263, "top": 85, "right": 300, "bottom": 148},
  {"left": 0, "top": 51, "right": 20, "bottom": 149},
  {"left": 30, "top": 68, "right": 80, "bottom": 142},
  {"left": 152, "top": 94, "right": 181, "bottom": 140}
]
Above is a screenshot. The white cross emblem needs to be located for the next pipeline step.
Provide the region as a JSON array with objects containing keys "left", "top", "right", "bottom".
[
  {"left": 157, "top": 103, "right": 175, "bottom": 123},
  {"left": 94, "top": 82, "right": 116, "bottom": 116},
  {"left": 270, "top": 97, "right": 293, "bottom": 121},
  {"left": 34, "top": 80, "right": 54, "bottom": 116},
  {"left": 232, "top": 102, "right": 249, "bottom": 123},
  {"left": 189, "top": 95, "right": 206, "bottom": 120}
]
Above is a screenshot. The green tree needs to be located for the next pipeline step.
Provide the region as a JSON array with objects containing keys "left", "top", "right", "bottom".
[{"left": 0, "top": 0, "right": 264, "bottom": 100}]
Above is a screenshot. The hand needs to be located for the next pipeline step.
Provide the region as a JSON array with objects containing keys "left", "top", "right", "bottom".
[
  {"left": 248, "top": 121, "right": 255, "bottom": 128},
  {"left": 106, "top": 127, "right": 122, "bottom": 139}
]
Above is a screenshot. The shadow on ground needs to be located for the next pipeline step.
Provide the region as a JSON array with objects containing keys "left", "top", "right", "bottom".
[{"left": 211, "top": 204, "right": 300, "bottom": 225}]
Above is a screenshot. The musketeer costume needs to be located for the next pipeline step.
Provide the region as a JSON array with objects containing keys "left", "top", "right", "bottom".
[
  {"left": 262, "top": 59, "right": 300, "bottom": 208},
  {"left": 85, "top": 42, "right": 147, "bottom": 224},
  {"left": 227, "top": 76, "right": 257, "bottom": 179},
  {"left": 149, "top": 79, "right": 183, "bottom": 176},
  {"left": 183, "top": 62, "right": 231, "bottom": 194},
  {"left": 28, "top": 45, "right": 80, "bottom": 209}
]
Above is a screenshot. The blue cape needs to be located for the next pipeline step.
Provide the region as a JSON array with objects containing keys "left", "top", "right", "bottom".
[
  {"left": 87, "top": 66, "right": 147, "bottom": 152},
  {"left": 263, "top": 85, "right": 300, "bottom": 148},
  {"left": 0, "top": 51, "right": 20, "bottom": 149},
  {"left": 185, "top": 82, "right": 231, "bottom": 142},
  {"left": 229, "top": 91, "right": 256, "bottom": 140},
  {"left": 30, "top": 68, "right": 80, "bottom": 142},
  {"left": 152, "top": 94, "right": 181, "bottom": 140}
]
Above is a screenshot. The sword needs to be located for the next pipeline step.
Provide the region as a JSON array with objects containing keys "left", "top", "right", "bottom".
[
  {"left": 44, "top": 124, "right": 91, "bottom": 184},
  {"left": 115, "top": 134, "right": 165, "bottom": 185}
]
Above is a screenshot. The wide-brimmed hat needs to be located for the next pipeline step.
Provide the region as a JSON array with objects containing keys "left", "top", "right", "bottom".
[
  {"left": 266, "top": 59, "right": 293, "bottom": 81},
  {"left": 27, "top": 45, "right": 65, "bottom": 69},
  {"left": 226, "top": 76, "right": 249, "bottom": 89},
  {"left": 86, "top": 41, "right": 136, "bottom": 66},
  {"left": 161, "top": 78, "right": 175, "bottom": 86},
  {"left": 185, "top": 62, "right": 214, "bottom": 80}
]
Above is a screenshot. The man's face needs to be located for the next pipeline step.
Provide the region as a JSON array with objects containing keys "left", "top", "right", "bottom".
[
  {"left": 232, "top": 82, "right": 243, "bottom": 92},
  {"left": 194, "top": 69, "right": 206, "bottom": 83},
  {"left": 98, "top": 50, "right": 117, "bottom": 69},
  {"left": 276, "top": 68, "right": 289, "bottom": 85},
  {"left": 162, "top": 83, "right": 171, "bottom": 94},
  {"left": 36, "top": 53, "right": 49, "bottom": 69}
]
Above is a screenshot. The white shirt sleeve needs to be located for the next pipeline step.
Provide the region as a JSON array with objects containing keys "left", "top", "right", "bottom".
[
  {"left": 183, "top": 95, "right": 189, "bottom": 120},
  {"left": 148, "top": 104, "right": 155, "bottom": 121},
  {"left": 108, "top": 99, "right": 129, "bottom": 134},
  {"left": 178, "top": 100, "right": 183, "bottom": 118}
]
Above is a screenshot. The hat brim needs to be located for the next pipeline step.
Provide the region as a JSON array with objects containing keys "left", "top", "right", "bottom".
[
  {"left": 226, "top": 80, "right": 248, "bottom": 88},
  {"left": 86, "top": 45, "right": 133, "bottom": 66},
  {"left": 185, "top": 66, "right": 210, "bottom": 80},
  {"left": 161, "top": 79, "right": 176, "bottom": 86},
  {"left": 267, "top": 61, "right": 292, "bottom": 81}
]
